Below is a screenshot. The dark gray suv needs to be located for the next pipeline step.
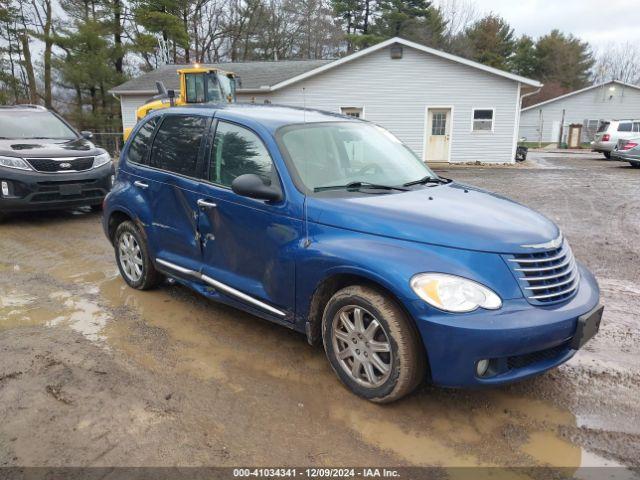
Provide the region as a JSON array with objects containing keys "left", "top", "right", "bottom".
[{"left": 0, "top": 105, "right": 114, "bottom": 220}]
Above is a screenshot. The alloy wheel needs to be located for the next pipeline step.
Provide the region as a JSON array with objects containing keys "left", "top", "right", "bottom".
[
  {"left": 331, "top": 305, "right": 392, "bottom": 388},
  {"left": 118, "top": 232, "right": 143, "bottom": 283}
]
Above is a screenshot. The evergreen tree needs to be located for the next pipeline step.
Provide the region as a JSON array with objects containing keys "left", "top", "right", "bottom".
[
  {"left": 454, "top": 14, "right": 515, "bottom": 70},
  {"left": 510, "top": 35, "right": 537, "bottom": 78},
  {"left": 534, "top": 29, "right": 593, "bottom": 89}
]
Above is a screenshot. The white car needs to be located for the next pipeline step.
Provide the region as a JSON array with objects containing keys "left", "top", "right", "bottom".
[{"left": 591, "top": 120, "right": 640, "bottom": 158}]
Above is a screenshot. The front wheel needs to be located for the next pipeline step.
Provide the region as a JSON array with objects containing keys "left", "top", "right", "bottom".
[
  {"left": 322, "top": 285, "right": 426, "bottom": 403},
  {"left": 630, "top": 162, "right": 640, "bottom": 169},
  {"left": 114, "top": 221, "right": 164, "bottom": 290}
]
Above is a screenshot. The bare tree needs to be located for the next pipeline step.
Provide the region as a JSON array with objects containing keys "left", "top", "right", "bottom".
[
  {"left": 436, "top": 0, "right": 478, "bottom": 41},
  {"left": 592, "top": 42, "right": 640, "bottom": 85}
]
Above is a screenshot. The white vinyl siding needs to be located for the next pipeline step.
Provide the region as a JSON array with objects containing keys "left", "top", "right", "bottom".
[
  {"left": 120, "top": 94, "right": 154, "bottom": 131},
  {"left": 118, "top": 45, "right": 525, "bottom": 163},
  {"left": 243, "top": 47, "right": 520, "bottom": 163},
  {"left": 519, "top": 82, "right": 640, "bottom": 143}
]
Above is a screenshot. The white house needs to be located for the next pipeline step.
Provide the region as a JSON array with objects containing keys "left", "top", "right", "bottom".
[
  {"left": 110, "top": 37, "right": 542, "bottom": 164},
  {"left": 519, "top": 80, "right": 640, "bottom": 144}
]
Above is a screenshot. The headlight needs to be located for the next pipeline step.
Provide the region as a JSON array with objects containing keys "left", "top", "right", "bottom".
[
  {"left": 93, "top": 152, "right": 111, "bottom": 168},
  {"left": 410, "top": 273, "right": 502, "bottom": 313},
  {"left": 0, "top": 155, "right": 32, "bottom": 171}
]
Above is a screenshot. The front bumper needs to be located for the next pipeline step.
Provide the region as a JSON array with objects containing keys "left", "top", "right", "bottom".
[
  {"left": 409, "top": 263, "right": 601, "bottom": 387},
  {"left": 0, "top": 163, "right": 114, "bottom": 213}
]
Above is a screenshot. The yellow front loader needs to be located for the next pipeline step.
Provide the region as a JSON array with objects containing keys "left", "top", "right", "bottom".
[{"left": 123, "top": 66, "right": 237, "bottom": 140}]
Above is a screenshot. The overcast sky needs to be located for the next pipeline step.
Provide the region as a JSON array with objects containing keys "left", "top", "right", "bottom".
[{"left": 449, "top": 0, "right": 638, "bottom": 51}]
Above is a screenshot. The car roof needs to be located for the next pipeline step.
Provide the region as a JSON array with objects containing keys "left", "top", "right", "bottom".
[{"left": 151, "top": 103, "right": 357, "bottom": 132}]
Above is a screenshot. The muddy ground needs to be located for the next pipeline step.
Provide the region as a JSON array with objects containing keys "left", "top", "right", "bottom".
[{"left": 0, "top": 152, "right": 639, "bottom": 475}]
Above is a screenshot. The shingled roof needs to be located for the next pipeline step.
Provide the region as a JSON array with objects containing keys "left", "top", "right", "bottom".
[{"left": 109, "top": 59, "right": 334, "bottom": 95}]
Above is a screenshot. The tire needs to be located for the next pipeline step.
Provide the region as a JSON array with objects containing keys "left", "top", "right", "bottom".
[
  {"left": 604, "top": 151, "right": 611, "bottom": 159},
  {"left": 630, "top": 162, "right": 640, "bottom": 169},
  {"left": 114, "top": 220, "right": 164, "bottom": 290},
  {"left": 322, "top": 285, "right": 426, "bottom": 403},
  {"left": 0, "top": 212, "right": 6, "bottom": 223},
  {"left": 90, "top": 204, "right": 103, "bottom": 212}
]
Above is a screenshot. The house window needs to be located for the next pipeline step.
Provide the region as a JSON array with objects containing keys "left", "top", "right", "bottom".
[
  {"left": 472, "top": 109, "right": 494, "bottom": 132},
  {"left": 431, "top": 112, "right": 446, "bottom": 135},
  {"left": 340, "top": 107, "right": 363, "bottom": 118}
]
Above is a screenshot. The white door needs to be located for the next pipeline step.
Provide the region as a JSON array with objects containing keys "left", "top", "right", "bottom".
[{"left": 426, "top": 108, "right": 451, "bottom": 162}]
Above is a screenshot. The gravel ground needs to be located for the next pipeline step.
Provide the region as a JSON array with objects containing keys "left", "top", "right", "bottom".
[{"left": 0, "top": 152, "right": 638, "bottom": 476}]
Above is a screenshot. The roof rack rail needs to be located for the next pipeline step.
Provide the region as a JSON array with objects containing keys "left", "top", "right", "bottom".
[{"left": 0, "top": 104, "right": 47, "bottom": 110}]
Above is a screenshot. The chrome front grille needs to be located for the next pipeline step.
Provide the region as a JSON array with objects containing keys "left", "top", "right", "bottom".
[{"left": 504, "top": 240, "right": 580, "bottom": 305}]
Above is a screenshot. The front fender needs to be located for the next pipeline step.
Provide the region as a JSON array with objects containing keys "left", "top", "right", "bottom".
[{"left": 295, "top": 222, "right": 523, "bottom": 327}]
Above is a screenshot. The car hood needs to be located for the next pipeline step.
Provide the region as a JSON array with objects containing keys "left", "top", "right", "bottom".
[
  {"left": 306, "top": 183, "right": 560, "bottom": 254},
  {"left": 0, "top": 138, "right": 99, "bottom": 158}
]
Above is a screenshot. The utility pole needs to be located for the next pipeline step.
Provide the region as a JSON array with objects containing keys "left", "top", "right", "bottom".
[{"left": 558, "top": 109, "right": 566, "bottom": 148}]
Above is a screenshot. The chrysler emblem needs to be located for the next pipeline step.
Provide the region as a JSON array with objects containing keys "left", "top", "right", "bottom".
[
  {"left": 521, "top": 233, "right": 563, "bottom": 249},
  {"left": 59, "top": 162, "right": 72, "bottom": 168}
]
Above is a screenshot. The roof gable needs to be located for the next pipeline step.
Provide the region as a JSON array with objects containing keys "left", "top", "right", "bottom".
[
  {"left": 269, "top": 37, "right": 542, "bottom": 91},
  {"left": 522, "top": 80, "right": 640, "bottom": 111}
]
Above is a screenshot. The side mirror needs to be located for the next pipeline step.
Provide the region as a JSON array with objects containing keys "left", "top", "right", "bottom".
[
  {"left": 81, "top": 130, "right": 93, "bottom": 140},
  {"left": 231, "top": 174, "right": 282, "bottom": 202}
]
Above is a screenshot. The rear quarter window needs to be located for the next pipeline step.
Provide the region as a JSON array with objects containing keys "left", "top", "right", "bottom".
[
  {"left": 150, "top": 115, "right": 208, "bottom": 177},
  {"left": 126, "top": 117, "right": 158, "bottom": 165}
]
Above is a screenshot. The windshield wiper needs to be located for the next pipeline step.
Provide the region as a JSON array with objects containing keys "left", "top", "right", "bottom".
[
  {"left": 402, "top": 176, "right": 451, "bottom": 187},
  {"left": 314, "top": 181, "right": 409, "bottom": 192}
]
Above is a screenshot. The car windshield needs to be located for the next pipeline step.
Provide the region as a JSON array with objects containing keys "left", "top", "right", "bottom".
[
  {"left": 279, "top": 122, "right": 437, "bottom": 192},
  {"left": 0, "top": 110, "right": 77, "bottom": 139}
]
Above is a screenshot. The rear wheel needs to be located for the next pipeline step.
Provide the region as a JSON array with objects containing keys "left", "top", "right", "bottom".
[
  {"left": 0, "top": 211, "right": 6, "bottom": 222},
  {"left": 114, "top": 221, "right": 163, "bottom": 290},
  {"left": 604, "top": 151, "right": 611, "bottom": 159},
  {"left": 630, "top": 162, "right": 640, "bottom": 169},
  {"left": 90, "top": 204, "right": 103, "bottom": 212},
  {"left": 322, "top": 285, "right": 426, "bottom": 403}
]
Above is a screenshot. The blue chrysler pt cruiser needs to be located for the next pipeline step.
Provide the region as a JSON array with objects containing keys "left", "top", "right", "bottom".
[{"left": 103, "top": 104, "right": 603, "bottom": 403}]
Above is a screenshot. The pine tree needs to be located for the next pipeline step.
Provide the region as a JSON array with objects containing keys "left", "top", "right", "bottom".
[{"left": 454, "top": 14, "right": 515, "bottom": 70}]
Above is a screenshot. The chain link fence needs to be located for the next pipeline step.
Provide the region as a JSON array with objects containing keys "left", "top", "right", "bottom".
[{"left": 91, "top": 132, "right": 124, "bottom": 159}]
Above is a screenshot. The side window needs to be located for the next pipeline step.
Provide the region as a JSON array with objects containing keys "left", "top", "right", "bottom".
[
  {"left": 633, "top": 122, "right": 640, "bottom": 133},
  {"left": 209, "top": 121, "right": 274, "bottom": 187},
  {"left": 150, "top": 115, "right": 207, "bottom": 177},
  {"left": 472, "top": 109, "right": 494, "bottom": 132},
  {"left": 127, "top": 117, "right": 158, "bottom": 165},
  {"left": 340, "top": 107, "right": 363, "bottom": 118},
  {"left": 618, "top": 122, "right": 632, "bottom": 132}
]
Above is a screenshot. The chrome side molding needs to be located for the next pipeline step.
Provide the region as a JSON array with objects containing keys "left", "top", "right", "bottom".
[{"left": 155, "top": 258, "right": 286, "bottom": 317}]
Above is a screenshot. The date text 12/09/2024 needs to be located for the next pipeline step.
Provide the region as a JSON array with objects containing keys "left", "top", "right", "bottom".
[{"left": 233, "top": 468, "right": 401, "bottom": 478}]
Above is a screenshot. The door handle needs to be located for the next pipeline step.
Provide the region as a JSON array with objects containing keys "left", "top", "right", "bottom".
[
  {"left": 134, "top": 180, "right": 149, "bottom": 189},
  {"left": 197, "top": 199, "right": 217, "bottom": 209}
]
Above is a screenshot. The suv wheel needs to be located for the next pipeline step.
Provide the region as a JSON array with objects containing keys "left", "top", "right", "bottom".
[
  {"left": 322, "top": 285, "right": 426, "bottom": 403},
  {"left": 604, "top": 151, "right": 611, "bottom": 159},
  {"left": 114, "top": 221, "right": 163, "bottom": 290}
]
